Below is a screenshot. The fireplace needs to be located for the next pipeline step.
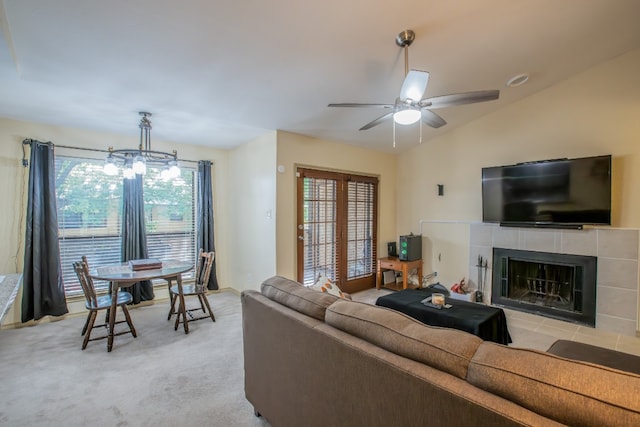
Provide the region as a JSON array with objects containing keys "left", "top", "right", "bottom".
[{"left": 491, "top": 248, "right": 597, "bottom": 327}]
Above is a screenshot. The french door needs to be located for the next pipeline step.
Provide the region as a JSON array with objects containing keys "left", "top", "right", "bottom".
[{"left": 296, "top": 168, "right": 378, "bottom": 294}]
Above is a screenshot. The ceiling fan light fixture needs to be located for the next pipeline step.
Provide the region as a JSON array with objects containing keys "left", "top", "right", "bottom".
[
  {"left": 328, "top": 29, "right": 500, "bottom": 143},
  {"left": 393, "top": 108, "right": 421, "bottom": 125}
]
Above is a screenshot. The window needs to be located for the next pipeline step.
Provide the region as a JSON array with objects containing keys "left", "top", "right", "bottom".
[{"left": 56, "top": 156, "right": 197, "bottom": 296}]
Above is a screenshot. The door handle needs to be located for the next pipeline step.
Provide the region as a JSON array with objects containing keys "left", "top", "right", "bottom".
[{"left": 298, "top": 236, "right": 304, "bottom": 241}]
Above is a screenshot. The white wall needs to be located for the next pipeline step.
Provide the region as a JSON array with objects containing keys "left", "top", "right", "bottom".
[
  {"left": 0, "top": 128, "right": 25, "bottom": 274},
  {"left": 227, "top": 132, "right": 278, "bottom": 291}
]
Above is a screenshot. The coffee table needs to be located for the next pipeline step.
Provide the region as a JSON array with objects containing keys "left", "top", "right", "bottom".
[{"left": 376, "top": 289, "right": 512, "bottom": 345}]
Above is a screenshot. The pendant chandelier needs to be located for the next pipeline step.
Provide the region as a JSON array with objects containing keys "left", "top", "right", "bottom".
[{"left": 103, "top": 112, "right": 180, "bottom": 180}]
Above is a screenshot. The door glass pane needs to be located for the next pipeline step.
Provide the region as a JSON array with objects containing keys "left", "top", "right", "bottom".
[
  {"left": 301, "top": 177, "right": 337, "bottom": 285},
  {"left": 347, "top": 181, "right": 374, "bottom": 279}
]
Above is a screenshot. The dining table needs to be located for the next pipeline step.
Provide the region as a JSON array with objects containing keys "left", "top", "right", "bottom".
[{"left": 90, "top": 260, "right": 193, "bottom": 351}]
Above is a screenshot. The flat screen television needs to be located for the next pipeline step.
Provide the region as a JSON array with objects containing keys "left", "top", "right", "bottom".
[{"left": 482, "top": 155, "right": 611, "bottom": 228}]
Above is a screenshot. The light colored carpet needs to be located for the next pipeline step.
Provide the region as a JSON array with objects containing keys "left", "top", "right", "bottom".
[{"left": 0, "top": 291, "right": 270, "bottom": 427}]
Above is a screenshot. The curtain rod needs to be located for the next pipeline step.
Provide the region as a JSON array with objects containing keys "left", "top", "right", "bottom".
[{"left": 22, "top": 138, "right": 204, "bottom": 165}]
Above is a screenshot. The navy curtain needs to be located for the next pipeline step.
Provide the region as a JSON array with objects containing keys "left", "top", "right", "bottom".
[
  {"left": 22, "top": 141, "right": 68, "bottom": 322},
  {"left": 121, "top": 174, "right": 154, "bottom": 303},
  {"left": 197, "top": 161, "right": 219, "bottom": 290}
]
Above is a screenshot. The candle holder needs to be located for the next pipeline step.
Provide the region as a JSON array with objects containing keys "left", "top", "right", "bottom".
[{"left": 432, "top": 293, "right": 445, "bottom": 306}]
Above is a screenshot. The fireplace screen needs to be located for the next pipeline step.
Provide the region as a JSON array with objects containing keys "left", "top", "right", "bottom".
[
  {"left": 492, "top": 248, "right": 596, "bottom": 327},
  {"left": 505, "top": 260, "right": 580, "bottom": 313}
]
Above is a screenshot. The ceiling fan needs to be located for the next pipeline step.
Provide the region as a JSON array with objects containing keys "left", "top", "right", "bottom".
[{"left": 328, "top": 29, "right": 500, "bottom": 139}]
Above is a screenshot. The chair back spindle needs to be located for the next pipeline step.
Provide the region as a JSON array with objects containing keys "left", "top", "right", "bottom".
[
  {"left": 195, "top": 249, "right": 215, "bottom": 287},
  {"left": 73, "top": 259, "right": 98, "bottom": 309},
  {"left": 167, "top": 248, "right": 216, "bottom": 332}
]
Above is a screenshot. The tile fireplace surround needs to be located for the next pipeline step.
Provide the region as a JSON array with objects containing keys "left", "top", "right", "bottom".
[{"left": 469, "top": 224, "right": 639, "bottom": 337}]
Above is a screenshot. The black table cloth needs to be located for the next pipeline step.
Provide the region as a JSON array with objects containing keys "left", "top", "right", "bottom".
[{"left": 376, "top": 289, "right": 512, "bottom": 345}]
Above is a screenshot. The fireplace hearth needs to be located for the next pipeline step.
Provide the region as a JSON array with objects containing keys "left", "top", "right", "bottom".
[{"left": 491, "top": 248, "right": 597, "bottom": 327}]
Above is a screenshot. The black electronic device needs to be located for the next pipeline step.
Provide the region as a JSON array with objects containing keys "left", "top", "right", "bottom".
[
  {"left": 387, "top": 242, "right": 397, "bottom": 257},
  {"left": 399, "top": 234, "right": 422, "bottom": 261},
  {"left": 482, "top": 155, "right": 611, "bottom": 229}
]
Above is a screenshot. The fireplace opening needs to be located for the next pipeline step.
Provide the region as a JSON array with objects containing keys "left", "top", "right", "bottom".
[{"left": 491, "top": 248, "right": 596, "bottom": 327}]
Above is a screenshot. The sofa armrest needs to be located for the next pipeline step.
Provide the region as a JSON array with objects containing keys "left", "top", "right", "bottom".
[{"left": 547, "top": 339, "right": 640, "bottom": 375}]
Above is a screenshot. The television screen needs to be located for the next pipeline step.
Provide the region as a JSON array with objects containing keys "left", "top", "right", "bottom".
[{"left": 482, "top": 155, "right": 611, "bottom": 226}]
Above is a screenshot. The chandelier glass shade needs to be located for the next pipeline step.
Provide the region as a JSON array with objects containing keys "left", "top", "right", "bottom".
[{"left": 103, "top": 112, "right": 180, "bottom": 180}]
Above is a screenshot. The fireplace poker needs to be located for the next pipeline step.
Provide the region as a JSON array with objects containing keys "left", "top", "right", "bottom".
[
  {"left": 483, "top": 258, "right": 488, "bottom": 300},
  {"left": 477, "top": 255, "right": 483, "bottom": 302}
]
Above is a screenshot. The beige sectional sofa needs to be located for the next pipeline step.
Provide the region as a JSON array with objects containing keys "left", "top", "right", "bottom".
[{"left": 241, "top": 276, "right": 640, "bottom": 427}]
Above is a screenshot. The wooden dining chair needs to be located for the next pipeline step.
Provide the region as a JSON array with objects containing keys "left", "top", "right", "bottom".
[
  {"left": 73, "top": 256, "right": 137, "bottom": 350},
  {"left": 167, "top": 249, "right": 216, "bottom": 333}
]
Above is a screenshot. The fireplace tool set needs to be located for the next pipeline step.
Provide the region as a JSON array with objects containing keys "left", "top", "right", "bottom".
[{"left": 476, "top": 255, "right": 489, "bottom": 302}]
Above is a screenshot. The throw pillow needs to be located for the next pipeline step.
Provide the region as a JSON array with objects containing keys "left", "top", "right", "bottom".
[{"left": 311, "top": 275, "right": 348, "bottom": 299}]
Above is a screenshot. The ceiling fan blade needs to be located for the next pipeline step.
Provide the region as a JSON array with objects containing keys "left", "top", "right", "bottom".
[
  {"left": 328, "top": 103, "right": 394, "bottom": 108},
  {"left": 421, "top": 109, "right": 447, "bottom": 128},
  {"left": 360, "top": 112, "right": 394, "bottom": 131},
  {"left": 421, "top": 90, "right": 500, "bottom": 109},
  {"left": 399, "top": 70, "right": 429, "bottom": 102}
]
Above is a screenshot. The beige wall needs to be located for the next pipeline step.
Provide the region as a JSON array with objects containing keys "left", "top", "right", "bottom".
[
  {"left": 0, "top": 125, "right": 26, "bottom": 274},
  {"left": 228, "top": 132, "right": 278, "bottom": 292},
  {"left": 0, "top": 117, "right": 231, "bottom": 325},
  {"left": 275, "top": 131, "right": 397, "bottom": 281},
  {"left": 397, "top": 48, "right": 640, "bottom": 299}
]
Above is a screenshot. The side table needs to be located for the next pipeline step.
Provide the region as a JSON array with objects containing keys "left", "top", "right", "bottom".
[{"left": 376, "top": 257, "right": 422, "bottom": 291}]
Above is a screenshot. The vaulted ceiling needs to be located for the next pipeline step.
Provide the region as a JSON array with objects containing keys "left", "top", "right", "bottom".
[{"left": 1, "top": 0, "right": 640, "bottom": 152}]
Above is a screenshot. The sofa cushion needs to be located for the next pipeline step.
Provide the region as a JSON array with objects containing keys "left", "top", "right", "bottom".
[
  {"left": 467, "top": 342, "right": 640, "bottom": 427},
  {"left": 325, "top": 299, "right": 483, "bottom": 379},
  {"left": 261, "top": 276, "right": 338, "bottom": 321}
]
